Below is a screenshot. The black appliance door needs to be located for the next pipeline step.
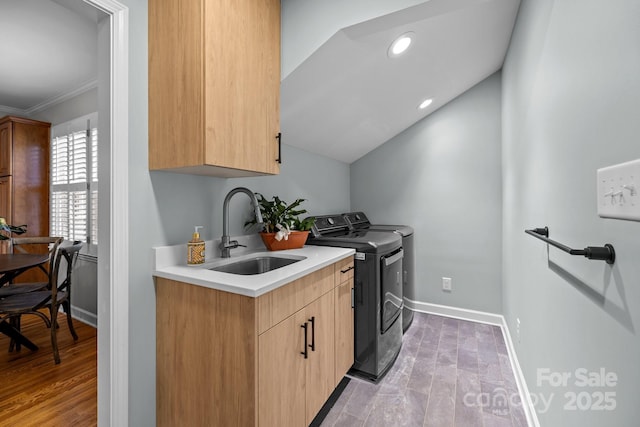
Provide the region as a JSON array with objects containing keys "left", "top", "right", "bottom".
[{"left": 380, "top": 248, "right": 403, "bottom": 333}]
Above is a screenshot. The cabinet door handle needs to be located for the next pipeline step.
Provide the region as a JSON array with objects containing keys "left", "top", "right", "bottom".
[
  {"left": 340, "top": 265, "right": 354, "bottom": 274},
  {"left": 308, "top": 316, "right": 315, "bottom": 352},
  {"left": 351, "top": 287, "right": 355, "bottom": 308},
  {"left": 275, "top": 132, "right": 282, "bottom": 164},
  {"left": 300, "top": 322, "right": 308, "bottom": 359}
]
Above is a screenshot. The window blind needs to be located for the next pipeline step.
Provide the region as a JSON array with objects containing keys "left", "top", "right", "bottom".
[{"left": 50, "top": 113, "right": 98, "bottom": 255}]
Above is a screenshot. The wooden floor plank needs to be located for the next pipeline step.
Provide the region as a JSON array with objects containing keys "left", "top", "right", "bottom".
[{"left": 0, "top": 311, "right": 97, "bottom": 426}]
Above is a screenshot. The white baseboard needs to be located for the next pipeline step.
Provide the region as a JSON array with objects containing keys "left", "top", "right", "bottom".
[
  {"left": 70, "top": 305, "right": 98, "bottom": 328},
  {"left": 406, "top": 299, "right": 504, "bottom": 325},
  {"left": 500, "top": 319, "right": 540, "bottom": 427},
  {"left": 406, "top": 299, "right": 540, "bottom": 427}
]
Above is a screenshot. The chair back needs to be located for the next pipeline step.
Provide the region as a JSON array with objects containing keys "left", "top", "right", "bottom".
[
  {"left": 49, "top": 241, "right": 83, "bottom": 304},
  {"left": 11, "top": 237, "right": 63, "bottom": 283}
]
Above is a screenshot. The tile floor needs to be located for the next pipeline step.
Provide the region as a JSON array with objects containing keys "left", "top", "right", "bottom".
[{"left": 320, "top": 312, "right": 528, "bottom": 427}]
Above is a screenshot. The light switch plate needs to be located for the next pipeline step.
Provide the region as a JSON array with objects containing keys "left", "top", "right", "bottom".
[{"left": 597, "top": 159, "right": 640, "bottom": 221}]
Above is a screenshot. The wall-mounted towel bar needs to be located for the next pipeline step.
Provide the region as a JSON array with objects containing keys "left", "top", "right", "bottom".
[{"left": 524, "top": 226, "right": 616, "bottom": 265}]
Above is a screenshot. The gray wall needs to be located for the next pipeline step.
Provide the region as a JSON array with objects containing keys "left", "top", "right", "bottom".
[
  {"left": 148, "top": 143, "right": 351, "bottom": 245},
  {"left": 71, "top": 256, "right": 97, "bottom": 324},
  {"left": 502, "top": 0, "right": 640, "bottom": 425},
  {"left": 351, "top": 72, "right": 503, "bottom": 313}
]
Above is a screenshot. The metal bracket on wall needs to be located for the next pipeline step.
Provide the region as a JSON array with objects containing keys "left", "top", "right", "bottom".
[{"left": 525, "top": 226, "right": 616, "bottom": 265}]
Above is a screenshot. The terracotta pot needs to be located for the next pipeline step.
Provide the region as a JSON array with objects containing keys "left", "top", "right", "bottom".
[{"left": 260, "top": 231, "right": 309, "bottom": 251}]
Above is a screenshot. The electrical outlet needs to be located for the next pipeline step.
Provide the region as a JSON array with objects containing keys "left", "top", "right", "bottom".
[
  {"left": 442, "top": 277, "right": 452, "bottom": 292},
  {"left": 516, "top": 318, "right": 521, "bottom": 343}
]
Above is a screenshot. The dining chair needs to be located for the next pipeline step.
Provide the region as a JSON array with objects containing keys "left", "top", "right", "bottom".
[
  {"left": 0, "top": 237, "right": 63, "bottom": 298},
  {"left": 0, "top": 241, "right": 83, "bottom": 364}
]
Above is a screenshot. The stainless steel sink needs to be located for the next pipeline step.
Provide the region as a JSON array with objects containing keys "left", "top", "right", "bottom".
[{"left": 210, "top": 256, "right": 304, "bottom": 275}]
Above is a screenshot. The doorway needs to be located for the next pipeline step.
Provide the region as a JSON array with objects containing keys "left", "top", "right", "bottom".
[{"left": 0, "top": 1, "right": 129, "bottom": 423}]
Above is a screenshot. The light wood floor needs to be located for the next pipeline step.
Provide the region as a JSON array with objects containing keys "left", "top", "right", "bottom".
[{"left": 0, "top": 311, "right": 97, "bottom": 426}]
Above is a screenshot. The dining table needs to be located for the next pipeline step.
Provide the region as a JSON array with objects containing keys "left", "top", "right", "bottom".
[{"left": 0, "top": 253, "right": 50, "bottom": 351}]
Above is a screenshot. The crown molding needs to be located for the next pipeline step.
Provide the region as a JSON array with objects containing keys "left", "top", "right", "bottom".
[
  {"left": 27, "top": 79, "right": 98, "bottom": 115},
  {"left": 0, "top": 79, "right": 98, "bottom": 117},
  {"left": 0, "top": 104, "right": 28, "bottom": 115}
]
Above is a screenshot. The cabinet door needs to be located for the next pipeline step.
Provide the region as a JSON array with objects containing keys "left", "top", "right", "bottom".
[
  {"left": 203, "top": 0, "right": 280, "bottom": 175},
  {"left": 0, "top": 121, "right": 11, "bottom": 176},
  {"left": 0, "top": 176, "right": 11, "bottom": 223},
  {"left": 335, "top": 280, "right": 354, "bottom": 385},
  {"left": 305, "top": 291, "right": 335, "bottom": 425},
  {"left": 0, "top": 176, "right": 11, "bottom": 254},
  {"left": 258, "top": 309, "right": 306, "bottom": 427},
  {"left": 149, "top": 0, "right": 280, "bottom": 177}
]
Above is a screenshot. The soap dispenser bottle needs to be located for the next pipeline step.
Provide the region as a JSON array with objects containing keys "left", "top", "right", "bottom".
[{"left": 187, "top": 226, "right": 205, "bottom": 265}]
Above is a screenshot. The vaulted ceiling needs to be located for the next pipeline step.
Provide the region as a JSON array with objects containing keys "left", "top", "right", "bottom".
[{"left": 281, "top": 0, "right": 521, "bottom": 163}]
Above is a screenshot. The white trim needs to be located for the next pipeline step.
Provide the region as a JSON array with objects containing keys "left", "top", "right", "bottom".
[
  {"left": 71, "top": 304, "right": 98, "bottom": 328},
  {"left": 107, "top": 3, "right": 129, "bottom": 427},
  {"left": 406, "top": 298, "right": 504, "bottom": 325},
  {"left": 84, "top": 0, "right": 129, "bottom": 426},
  {"left": 407, "top": 299, "right": 541, "bottom": 427},
  {"left": 500, "top": 319, "right": 540, "bottom": 427}
]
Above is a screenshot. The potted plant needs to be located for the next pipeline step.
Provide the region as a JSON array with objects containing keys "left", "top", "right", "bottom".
[{"left": 245, "top": 194, "right": 315, "bottom": 251}]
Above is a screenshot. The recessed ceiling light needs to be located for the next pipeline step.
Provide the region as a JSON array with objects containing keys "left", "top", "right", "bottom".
[
  {"left": 418, "top": 98, "right": 433, "bottom": 109},
  {"left": 388, "top": 32, "right": 414, "bottom": 58}
]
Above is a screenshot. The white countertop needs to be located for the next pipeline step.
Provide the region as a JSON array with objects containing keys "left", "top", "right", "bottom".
[{"left": 153, "top": 235, "right": 354, "bottom": 297}]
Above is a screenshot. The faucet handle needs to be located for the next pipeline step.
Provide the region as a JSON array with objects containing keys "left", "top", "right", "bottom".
[{"left": 229, "top": 240, "right": 246, "bottom": 249}]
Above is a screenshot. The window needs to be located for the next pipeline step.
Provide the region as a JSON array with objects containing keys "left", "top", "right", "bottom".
[{"left": 50, "top": 113, "right": 98, "bottom": 255}]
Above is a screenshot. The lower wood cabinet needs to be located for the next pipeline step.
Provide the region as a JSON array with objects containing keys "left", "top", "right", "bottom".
[
  {"left": 258, "top": 291, "right": 334, "bottom": 427},
  {"left": 156, "top": 256, "right": 354, "bottom": 427},
  {"left": 258, "top": 306, "right": 306, "bottom": 427}
]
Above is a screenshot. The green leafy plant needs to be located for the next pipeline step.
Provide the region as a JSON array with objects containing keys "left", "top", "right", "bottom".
[
  {"left": 245, "top": 194, "right": 315, "bottom": 233},
  {"left": 0, "top": 217, "right": 27, "bottom": 240}
]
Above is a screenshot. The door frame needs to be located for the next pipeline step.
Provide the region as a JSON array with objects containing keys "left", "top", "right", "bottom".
[{"left": 84, "top": 0, "right": 129, "bottom": 425}]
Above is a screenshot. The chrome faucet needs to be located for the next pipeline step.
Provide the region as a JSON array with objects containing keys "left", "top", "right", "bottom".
[{"left": 220, "top": 187, "right": 263, "bottom": 258}]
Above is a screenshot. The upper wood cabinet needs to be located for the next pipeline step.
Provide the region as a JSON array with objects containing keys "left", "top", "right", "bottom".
[
  {"left": 149, "top": 0, "right": 281, "bottom": 177},
  {"left": 0, "top": 121, "right": 12, "bottom": 176},
  {"left": 0, "top": 116, "right": 50, "bottom": 266}
]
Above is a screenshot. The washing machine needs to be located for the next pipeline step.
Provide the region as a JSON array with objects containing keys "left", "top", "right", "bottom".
[
  {"left": 306, "top": 214, "right": 403, "bottom": 381},
  {"left": 344, "top": 212, "right": 415, "bottom": 332}
]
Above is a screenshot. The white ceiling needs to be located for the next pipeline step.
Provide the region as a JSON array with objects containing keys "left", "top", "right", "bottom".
[
  {"left": 0, "top": 0, "right": 100, "bottom": 114},
  {"left": 281, "top": 0, "right": 521, "bottom": 164}
]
